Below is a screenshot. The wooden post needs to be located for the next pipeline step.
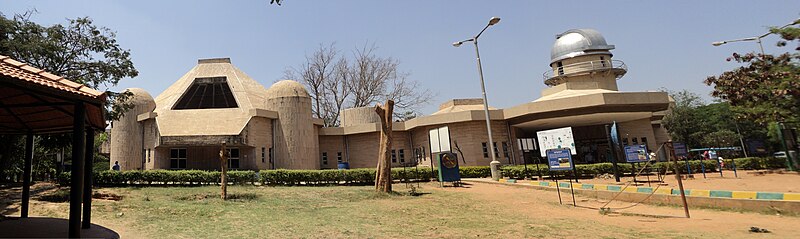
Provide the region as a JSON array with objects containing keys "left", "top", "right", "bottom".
[
  {"left": 69, "top": 102, "right": 86, "bottom": 238},
  {"left": 82, "top": 128, "right": 95, "bottom": 229},
  {"left": 374, "top": 100, "right": 394, "bottom": 193},
  {"left": 21, "top": 131, "right": 33, "bottom": 218},
  {"left": 667, "top": 141, "right": 690, "bottom": 218},
  {"left": 220, "top": 142, "right": 228, "bottom": 200}
]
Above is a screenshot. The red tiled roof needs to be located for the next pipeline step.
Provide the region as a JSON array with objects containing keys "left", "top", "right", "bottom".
[{"left": 0, "top": 54, "right": 105, "bottom": 99}]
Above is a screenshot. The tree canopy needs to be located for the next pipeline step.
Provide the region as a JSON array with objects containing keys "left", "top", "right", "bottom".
[{"left": 704, "top": 22, "right": 800, "bottom": 125}]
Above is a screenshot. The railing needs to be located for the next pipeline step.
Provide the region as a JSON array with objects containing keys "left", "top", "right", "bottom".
[{"left": 543, "top": 59, "right": 627, "bottom": 85}]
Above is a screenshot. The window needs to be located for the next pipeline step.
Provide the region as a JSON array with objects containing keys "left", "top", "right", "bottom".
[
  {"left": 502, "top": 142, "right": 509, "bottom": 158},
  {"left": 268, "top": 147, "right": 273, "bottom": 164},
  {"left": 170, "top": 148, "right": 186, "bottom": 169},
  {"left": 641, "top": 137, "right": 647, "bottom": 145},
  {"left": 261, "top": 147, "right": 266, "bottom": 163},
  {"left": 399, "top": 149, "right": 405, "bottom": 163},
  {"left": 600, "top": 56, "right": 607, "bottom": 67},
  {"left": 337, "top": 152, "right": 343, "bottom": 163},
  {"left": 557, "top": 61, "right": 564, "bottom": 75},
  {"left": 147, "top": 149, "right": 151, "bottom": 163},
  {"left": 482, "top": 143, "right": 489, "bottom": 158},
  {"left": 173, "top": 77, "right": 238, "bottom": 109},
  {"left": 322, "top": 152, "right": 328, "bottom": 165},
  {"left": 631, "top": 137, "right": 638, "bottom": 145},
  {"left": 391, "top": 150, "right": 397, "bottom": 163},
  {"left": 493, "top": 142, "right": 499, "bottom": 158},
  {"left": 226, "top": 148, "right": 240, "bottom": 169},
  {"left": 623, "top": 138, "right": 629, "bottom": 146}
]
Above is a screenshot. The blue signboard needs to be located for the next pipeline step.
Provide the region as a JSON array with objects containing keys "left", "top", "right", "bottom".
[
  {"left": 546, "top": 148, "right": 574, "bottom": 171},
  {"left": 624, "top": 145, "right": 650, "bottom": 163},
  {"left": 436, "top": 152, "right": 460, "bottom": 182},
  {"left": 673, "top": 142, "right": 688, "bottom": 157}
]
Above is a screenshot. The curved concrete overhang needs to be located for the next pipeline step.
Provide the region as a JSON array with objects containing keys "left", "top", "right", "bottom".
[
  {"left": 505, "top": 91, "right": 670, "bottom": 130},
  {"left": 320, "top": 91, "right": 668, "bottom": 135}
]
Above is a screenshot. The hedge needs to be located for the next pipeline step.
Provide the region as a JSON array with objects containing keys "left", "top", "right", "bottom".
[{"left": 56, "top": 157, "right": 786, "bottom": 186}]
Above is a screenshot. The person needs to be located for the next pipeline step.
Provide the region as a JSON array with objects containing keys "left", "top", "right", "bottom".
[{"left": 112, "top": 161, "right": 120, "bottom": 171}]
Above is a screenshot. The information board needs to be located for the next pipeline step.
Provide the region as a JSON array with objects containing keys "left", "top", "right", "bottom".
[
  {"left": 624, "top": 145, "right": 650, "bottom": 163},
  {"left": 429, "top": 126, "right": 451, "bottom": 153},
  {"left": 673, "top": 142, "right": 688, "bottom": 157},
  {"left": 546, "top": 148, "right": 574, "bottom": 171},
  {"left": 436, "top": 152, "right": 460, "bottom": 182},
  {"left": 537, "top": 127, "right": 576, "bottom": 157}
]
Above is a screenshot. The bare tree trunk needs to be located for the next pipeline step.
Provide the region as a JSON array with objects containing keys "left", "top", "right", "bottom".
[
  {"left": 375, "top": 100, "right": 394, "bottom": 193},
  {"left": 220, "top": 142, "right": 228, "bottom": 200}
]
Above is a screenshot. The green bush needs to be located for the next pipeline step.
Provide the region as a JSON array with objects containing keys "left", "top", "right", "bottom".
[{"left": 54, "top": 157, "right": 784, "bottom": 186}]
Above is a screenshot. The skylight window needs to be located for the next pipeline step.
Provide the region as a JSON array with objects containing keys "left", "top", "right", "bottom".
[{"left": 173, "top": 77, "right": 238, "bottom": 109}]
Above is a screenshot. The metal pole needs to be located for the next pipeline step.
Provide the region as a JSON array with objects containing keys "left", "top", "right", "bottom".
[
  {"left": 21, "top": 131, "right": 33, "bottom": 218},
  {"left": 82, "top": 128, "right": 95, "bottom": 229},
  {"left": 777, "top": 123, "right": 797, "bottom": 171},
  {"left": 69, "top": 102, "right": 87, "bottom": 238},
  {"left": 734, "top": 122, "right": 748, "bottom": 158},
  {"left": 472, "top": 39, "right": 501, "bottom": 180},
  {"left": 569, "top": 173, "right": 577, "bottom": 207},
  {"left": 667, "top": 142, "right": 690, "bottom": 218}
]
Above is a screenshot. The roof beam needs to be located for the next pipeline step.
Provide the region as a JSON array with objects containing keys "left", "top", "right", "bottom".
[{"left": 0, "top": 102, "right": 31, "bottom": 130}]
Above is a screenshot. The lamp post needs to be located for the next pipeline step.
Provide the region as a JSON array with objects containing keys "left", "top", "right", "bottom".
[
  {"left": 453, "top": 16, "right": 502, "bottom": 180},
  {"left": 712, "top": 18, "right": 800, "bottom": 170}
]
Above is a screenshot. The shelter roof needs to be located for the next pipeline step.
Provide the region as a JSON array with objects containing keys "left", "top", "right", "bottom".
[{"left": 0, "top": 55, "right": 106, "bottom": 133}]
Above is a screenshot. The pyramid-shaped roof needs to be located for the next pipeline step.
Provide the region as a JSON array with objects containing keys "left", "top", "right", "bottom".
[{"left": 153, "top": 58, "right": 268, "bottom": 136}]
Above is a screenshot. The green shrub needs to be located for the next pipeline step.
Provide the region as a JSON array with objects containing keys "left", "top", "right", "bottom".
[{"left": 53, "top": 157, "right": 784, "bottom": 186}]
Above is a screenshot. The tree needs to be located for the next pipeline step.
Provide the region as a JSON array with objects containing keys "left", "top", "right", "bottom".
[
  {"left": 285, "top": 43, "right": 433, "bottom": 126},
  {"left": 0, "top": 11, "right": 139, "bottom": 121},
  {"left": 0, "top": 11, "right": 137, "bottom": 181},
  {"left": 662, "top": 90, "right": 705, "bottom": 148},
  {"left": 704, "top": 23, "right": 800, "bottom": 125},
  {"left": 374, "top": 100, "right": 394, "bottom": 193}
]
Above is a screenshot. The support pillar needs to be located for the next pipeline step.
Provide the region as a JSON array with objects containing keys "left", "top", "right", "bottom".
[
  {"left": 69, "top": 102, "right": 86, "bottom": 238},
  {"left": 21, "top": 131, "right": 33, "bottom": 218},
  {"left": 82, "top": 128, "right": 95, "bottom": 229}
]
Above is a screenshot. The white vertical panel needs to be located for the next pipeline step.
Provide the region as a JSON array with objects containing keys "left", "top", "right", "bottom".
[
  {"left": 439, "top": 126, "right": 451, "bottom": 152},
  {"left": 429, "top": 128, "right": 440, "bottom": 153}
]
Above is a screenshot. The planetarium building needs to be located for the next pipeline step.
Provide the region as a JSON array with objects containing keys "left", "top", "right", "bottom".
[{"left": 110, "top": 29, "right": 671, "bottom": 171}]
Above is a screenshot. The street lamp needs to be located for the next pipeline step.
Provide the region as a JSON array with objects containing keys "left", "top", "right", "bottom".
[
  {"left": 712, "top": 18, "right": 800, "bottom": 57},
  {"left": 453, "top": 16, "right": 502, "bottom": 180}
]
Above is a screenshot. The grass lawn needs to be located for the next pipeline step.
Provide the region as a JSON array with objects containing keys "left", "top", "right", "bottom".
[{"left": 27, "top": 184, "right": 694, "bottom": 238}]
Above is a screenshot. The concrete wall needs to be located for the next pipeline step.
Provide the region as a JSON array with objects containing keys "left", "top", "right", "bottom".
[
  {"left": 241, "top": 117, "right": 273, "bottom": 170},
  {"left": 151, "top": 146, "right": 256, "bottom": 171},
  {"left": 110, "top": 89, "right": 155, "bottom": 170},
  {"left": 618, "top": 118, "right": 658, "bottom": 152},
  {"left": 319, "top": 135, "right": 345, "bottom": 169},
  {"left": 268, "top": 96, "right": 319, "bottom": 169}
]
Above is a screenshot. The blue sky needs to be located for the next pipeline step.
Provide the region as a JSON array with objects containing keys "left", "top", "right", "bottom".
[{"left": 4, "top": 1, "right": 799, "bottom": 115}]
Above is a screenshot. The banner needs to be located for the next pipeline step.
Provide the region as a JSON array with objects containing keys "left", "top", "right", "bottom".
[{"left": 537, "top": 127, "right": 576, "bottom": 157}]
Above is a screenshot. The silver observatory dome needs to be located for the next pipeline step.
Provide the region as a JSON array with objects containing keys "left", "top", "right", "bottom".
[{"left": 550, "top": 29, "right": 615, "bottom": 64}]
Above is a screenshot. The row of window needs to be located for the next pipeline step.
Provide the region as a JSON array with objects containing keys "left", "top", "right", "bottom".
[
  {"left": 320, "top": 149, "right": 412, "bottom": 165},
  {"left": 321, "top": 152, "right": 343, "bottom": 165},
  {"left": 481, "top": 141, "right": 511, "bottom": 158},
  {"left": 622, "top": 137, "right": 648, "bottom": 146},
  {"left": 168, "top": 148, "right": 241, "bottom": 169}
]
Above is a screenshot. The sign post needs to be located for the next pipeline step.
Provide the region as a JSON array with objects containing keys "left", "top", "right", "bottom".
[
  {"left": 547, "top": 148, "right": 576, "bottom": 207},
  {"left": 673, "top": 142, "right": 691, "bottom": 178},
  {"left": 624, "top": 145, "right": 650, "bottom": 184},
  {"left": 436, "top": 152, "right": 461, "bottom": 186}
]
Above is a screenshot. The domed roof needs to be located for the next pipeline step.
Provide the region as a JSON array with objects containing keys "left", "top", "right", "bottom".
[
  {"left": 267, "top": 80, "right": 310, "bottom": 98},
  {"left": 550, "top": 29, "right": 615, "bottom": 64},
  {"left": 126, "top": 88, "right": 156, "bottom": 110}
]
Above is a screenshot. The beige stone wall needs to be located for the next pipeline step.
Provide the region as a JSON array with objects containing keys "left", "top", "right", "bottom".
[
  {"left": 110, "top": 89, "right": 155, "bottom": 170},
  {"left": 618, "top": 118, "right": 658, "bottom": 152},
  {"left": 241, "top": 117, "right": 273, "bottom": 170},
  {"left": 142, "top": 119, "right": 159, "bottom": 170},
  {"left": 340, "top": 107, "right": 381, "bottom": 127},
  {"left": 268, "top": 96, "right": 319, "bottom": 169},
  {"left": 319, "top": 135, "right": 345, "bottom": 169},
  {"left": 341, "top": 131, "right": 412, "bottom": 169},
  {"left": 652, "top": 124, "right": 671, "bottom": 147}
]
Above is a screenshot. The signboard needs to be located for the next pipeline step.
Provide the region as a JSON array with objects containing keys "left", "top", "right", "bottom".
[
  {"left": 518, "top": 138, "right": 535, "bottom": 152},
  {"left": 708, "top": 150, "right": 718, "bottom": 160},
  {"left": 610, "top": 121, "right": 620, "bottom": 146},
  {"left": 673, "top": 142, "right": 688, "bottom": 158},
  {"left": 428, "top": 126, "right": 451, "bottom": 153},
  {"left": 624, "top": 145, "right": 650, "bottom": 163},
  {"left": 436, "top": 152, "right": 460, "bottom": 182},
  {"left": 537, "top": 127, "right": 576, "bottom": 157},
  {"left": 546, "top": 148, "right": 574, "bottom": 171}
]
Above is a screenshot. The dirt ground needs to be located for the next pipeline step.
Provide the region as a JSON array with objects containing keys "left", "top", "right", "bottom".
[
  {"left": 431, "top": 181, "right": 800, "bottom": 238},
  {"left": 531, "top": 169, "right": 800, "bottom": 193}
]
